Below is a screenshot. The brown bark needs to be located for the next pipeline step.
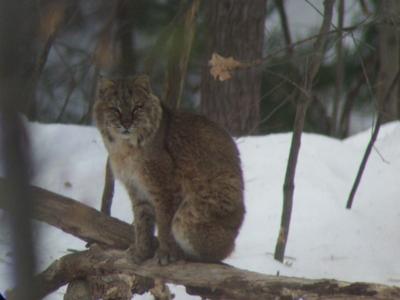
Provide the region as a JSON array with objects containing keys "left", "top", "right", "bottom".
[
  {"left": 274, "top": 0, "right": 335, "bottom": 263},
  {"left": 7, "top": 246, "right": 400, "bottom": 300},
  {"left": 0, "top": 178, "right": 134, "bottom": 249},
  {"left": 200, "top": 0, "right": 266, "bottom": 136},
  {"left": 64, "top": 280, "right": 92, "bottom": 300}
]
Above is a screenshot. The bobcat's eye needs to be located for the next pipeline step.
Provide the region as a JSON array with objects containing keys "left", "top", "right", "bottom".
[
  {"left": 110, "top": 107, "right": 121, "bottom": 116},
  {"left": 131, "top": 104, "right": 144, "bottom": 116}
]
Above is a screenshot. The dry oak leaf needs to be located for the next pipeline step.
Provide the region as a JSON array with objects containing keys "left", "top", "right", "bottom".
[{"left": 209, "top": 53, "right": 244, "bottom": 81}]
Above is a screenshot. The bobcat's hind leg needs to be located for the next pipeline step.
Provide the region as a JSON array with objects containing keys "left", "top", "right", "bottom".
[{"left": 172, "top": 200, "right": 237, "bottom": 262}]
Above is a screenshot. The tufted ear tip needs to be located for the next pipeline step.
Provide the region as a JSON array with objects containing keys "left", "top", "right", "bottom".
[
  {"left": 97, "top": 76, "right": 115, "bottom": 89},
  {"left": 132, "top": 74, "right": 152, "bottom": 92}
]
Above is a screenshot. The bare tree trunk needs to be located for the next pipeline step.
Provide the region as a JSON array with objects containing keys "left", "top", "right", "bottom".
[
  {"left": 0, "top": 1, "right": 39, "bottom": 299},
  {"left": 200, "top": 0, "right": 266, "bottom": 136},
  {"left": 274, "top": 0, "right": 335, "bottom": 263},
  {"left": 377, "top": 0, "right": 400, "bottom": 121}
]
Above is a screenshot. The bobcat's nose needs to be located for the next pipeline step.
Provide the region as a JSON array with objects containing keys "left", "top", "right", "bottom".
[{"left": 121, "top": 118, "right": 132, "bottom": 130}]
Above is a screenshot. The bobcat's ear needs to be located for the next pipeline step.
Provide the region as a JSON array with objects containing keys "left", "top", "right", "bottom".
[
  {"left": 97, "top": 76, "right": 115, "bottom": 90},
  {"left": 96, "top": 76, "right": 115, "bottom": 100},
  {"left": 133, "top": 74, "right": 152, "bottom": 93}
]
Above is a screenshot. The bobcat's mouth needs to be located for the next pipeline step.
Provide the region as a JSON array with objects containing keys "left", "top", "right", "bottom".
[{"left": 117, "top": 127, "right": 133, "bottom": 138}]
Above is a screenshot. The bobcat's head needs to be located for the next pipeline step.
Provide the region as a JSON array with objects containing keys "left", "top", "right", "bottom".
[{"left": 94, "top": 75, "right": 162, "bottom": 146}]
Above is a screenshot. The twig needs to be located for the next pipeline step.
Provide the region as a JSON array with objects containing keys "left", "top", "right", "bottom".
[
  {"left": 79, "top": 66, "right": 100, "bottom": 124},
  {"left": 338, "top": 74, "right": 365, "bottom": 138},
  {"left": 26, "top": 1, "right": 69, "bottom": 119},
  {"left": 245, "top": 82, "right": 293, "bottom": 136},
  {"left": 346, "top": 69, "right": 400, "bottom": 209},
  {"left": 359, "top": 0, "right": 371, "bottom": 16},
  {"left": 232, "top": 18, "right": 371, "bottom": 72},
  {"left": 56, "top": 77, "right": 76, "bottom": 122},
  {"left": 338, "top": 52, "right": 377, "bottom": 138},
  {"left": 304, "top": 0, "right": 377, "bottom": 115}
]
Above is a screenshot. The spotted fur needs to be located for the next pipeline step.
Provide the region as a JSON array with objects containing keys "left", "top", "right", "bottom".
[{"left": 94, "top": 75, "right": 245, "bottom": 264}]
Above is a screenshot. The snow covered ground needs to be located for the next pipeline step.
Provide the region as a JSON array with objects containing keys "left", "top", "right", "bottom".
[{"left": 1, "top": 120, "right": 400, "bottom": 299}]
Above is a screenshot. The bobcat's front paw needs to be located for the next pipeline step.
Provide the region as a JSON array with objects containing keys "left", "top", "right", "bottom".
[
  {"left": 156, "top": 243, "right": 183, "bottom": 266},
  {"left": 128, "top": 242, "right": 157, "bottom": 264}
]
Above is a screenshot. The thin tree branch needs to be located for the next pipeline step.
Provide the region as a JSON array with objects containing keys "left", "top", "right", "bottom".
[
  {"left": 56, "top": 77, "right": 76, "bottom": 122},
  {"left": 338, "top": 74, "right": 364, "bottom": 138},
  {"left": 79, "top": 66, "right": 100, "bottom": 124},
  {"left": 332, "top": 0, "right": 344, "bottom": 136},
  {"left": 26, "top": 1, "right": 69, "bottom": 119},
  {"left": 100, "top": 157, "right": 115, "bottom": 216},
  {"left": 304, "top": 0, "right": 377, "bottom": 113},
  {"left": 247, "top": 18, "right": 371, "bottom": 70},
  {"left": 274, "top": 0, "right": 335, "bottom": 263},
  {"left": 346, "top": 69, "right": 400, "bottom": 209},
  {"left": 275, "top": 0, "right": 293, "bottom": 57},
  {"left": 359, "top": 0, "right": 371, "bottom": 16}
]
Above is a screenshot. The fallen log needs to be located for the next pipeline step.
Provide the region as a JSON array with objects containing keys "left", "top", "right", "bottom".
[
  {"left": 1, "top": 178, "right": 400, "bottom": 299},
  {"left": 0, "top": 178, "right": 134, "bottom": 249}
]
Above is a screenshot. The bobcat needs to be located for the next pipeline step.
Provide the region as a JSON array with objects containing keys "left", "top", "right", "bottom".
[{"left": 94, "top": 75, "right": 244, "bottom": 265}]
